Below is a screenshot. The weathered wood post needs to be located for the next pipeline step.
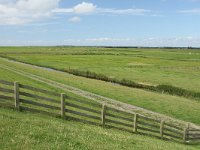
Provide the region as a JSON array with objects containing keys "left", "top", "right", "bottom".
[
  {"left": 14, "top": 81, "right": 20, "bottom": 110},
  {"left": 61, "top": 93, "right": 65, "bottom": 118},
  {"left": 160, "top": 120, "right": 165, "bottom": 138},
  {"left": 101, "top": 103, "right": 106, "bottom": 127},
  {"left": 133, "top": 113, "right": 138, "bottom": 133},
  {"left": 183, "top": 123, "right": 190, "bottom": 143}
]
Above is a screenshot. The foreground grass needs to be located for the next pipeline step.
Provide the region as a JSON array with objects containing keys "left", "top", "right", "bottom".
[
  {"left": 1, "top": 58, "right": 200, "bottom": 125},
  {"left": 0, "top": 108, "right": 199, "bottom": 150}
]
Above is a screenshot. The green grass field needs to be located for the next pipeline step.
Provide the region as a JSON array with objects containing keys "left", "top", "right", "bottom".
[
  {"left": 1, "top": 47, "right": 200, "bottom": 94},
  {"left": 0, "top": 46, "right": 200, "bottom": 149},
  {"left": 1, "top": 108, "right": 200, "bottom": 150}
]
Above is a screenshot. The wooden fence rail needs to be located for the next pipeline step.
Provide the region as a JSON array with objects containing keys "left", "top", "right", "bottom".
[{"left": 0, "top": 80, "right": 200, "bottom": 144}]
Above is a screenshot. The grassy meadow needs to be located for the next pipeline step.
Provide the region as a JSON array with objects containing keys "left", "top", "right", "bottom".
[
  {"left": 0, "top": 46, "right": 200, "bottom": 149},
  {"left": 1, "top": 47, "right": 200, "bottom": 95}
]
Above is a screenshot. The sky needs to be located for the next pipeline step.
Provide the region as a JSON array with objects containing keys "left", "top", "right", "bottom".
[{"left": 0, "top": 0, "right": 200, "bottom": 47}]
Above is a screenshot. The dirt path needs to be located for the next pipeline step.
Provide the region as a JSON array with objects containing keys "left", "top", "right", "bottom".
[{"left": 0, "top": 57, "right": 195, "bottom": 127}]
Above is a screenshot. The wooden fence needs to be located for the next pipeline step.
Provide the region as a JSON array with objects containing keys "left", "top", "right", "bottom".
[{"left": 0, "top": 80, "right": 200, "bottom": 144}]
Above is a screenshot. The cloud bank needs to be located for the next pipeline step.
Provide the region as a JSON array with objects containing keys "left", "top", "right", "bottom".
[
  {"left": 0, "top": 0, "right": 60, "bottom": 25},
  {"left": 0, "top": 1, "right": 157, "bottom": 25}
]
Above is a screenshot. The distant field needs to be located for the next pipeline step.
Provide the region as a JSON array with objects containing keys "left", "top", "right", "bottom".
[{"left": 1, "top": 47, "right": 200, "bottom": 95}]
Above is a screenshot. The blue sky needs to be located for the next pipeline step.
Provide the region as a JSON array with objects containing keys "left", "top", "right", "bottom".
[{"left": 0, "top": 0, "right": 200, "bottom": 47}]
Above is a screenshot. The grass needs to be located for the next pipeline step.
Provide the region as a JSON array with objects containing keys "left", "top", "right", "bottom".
[
  {"left": 59, "top": 68, "right": 200, "bottom": 99},
  {"left": 1, "top": 47, "right": 200, "bottom": 94},
  {"left": 0, "top": 46, "right": 200, "bottom": 149},
  {"left": 1, "top": 108, "right": 200, "bottom": 150},
  {"left": 1, "top": 58, "right": 200, "bottom": 125}
]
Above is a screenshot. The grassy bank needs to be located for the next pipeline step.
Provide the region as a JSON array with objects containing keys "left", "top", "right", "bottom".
[{"left": 1, "top": 108, "right": 199, "bottom": 150}]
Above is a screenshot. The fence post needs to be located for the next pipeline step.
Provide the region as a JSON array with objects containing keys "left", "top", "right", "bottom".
[
  {"left": 61, "top": 93, "right": 65, "bottom": 118},
  {"left": 160, "top": 120, "right": 165, "bottom": 138},
  {"left": 101, "top": 103, "right": 106, "bottom": 127},
  {"left": 14, "top": 81, "right": 20, "bottom": 110},
  {"left": 133, "top": 114, "right": 138, "bottom": 133},
  {"left": 183, "top": 123, "right": 190, "bottom": 143}
]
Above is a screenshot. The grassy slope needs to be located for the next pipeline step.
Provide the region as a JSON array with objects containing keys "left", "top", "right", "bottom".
[
  {"left": 1, "top": 108, "right": 199, "bottom": 150},
  {"left": 0, "top": 64, "right": 63, "bottom": 93},
  {"left": 1, "top": 47, "right": 200, "bottom": 93},
  {"left": 1, "top": 58, "right": 200, "bottom": 125}
]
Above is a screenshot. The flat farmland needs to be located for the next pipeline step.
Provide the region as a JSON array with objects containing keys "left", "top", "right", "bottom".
[{"left": 1, "top": 47, "right": 200, "bottom": 93}]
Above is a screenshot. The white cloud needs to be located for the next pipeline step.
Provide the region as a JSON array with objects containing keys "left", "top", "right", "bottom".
[
  {"left": 53, "top": 2, "right": 96, "bottom": 14},
  {"left": 0, "top": 0, "right": 60, "bottom": 25},
  {"left": 16, "top": 0, "right": 59, "bottom": 12},
  {"left": 52, "top": 8, "right": 73, "bottom": 13},
  {"left": 73, "top": 2, "right": 96, "bottom": 14},
  {"left": 68, "top": 16, "right": 81, "bottom": 23}
]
